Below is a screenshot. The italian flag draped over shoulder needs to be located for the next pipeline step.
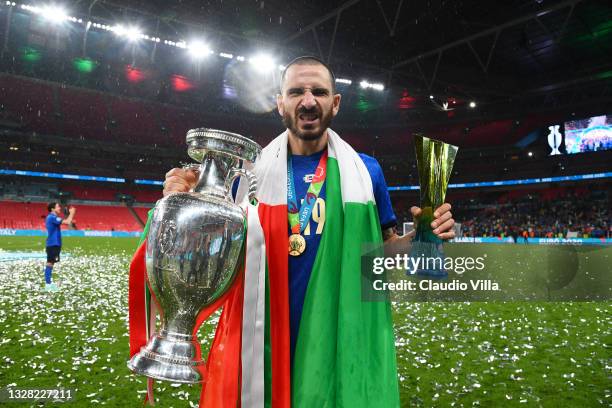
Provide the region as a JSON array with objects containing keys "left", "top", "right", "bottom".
[{"left": 128, "top": 129, "right": 399, "bottom": 407}]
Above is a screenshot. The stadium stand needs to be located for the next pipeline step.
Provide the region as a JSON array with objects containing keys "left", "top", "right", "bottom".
[
  {"left": 0, "top": 75, "right": 609, "bottom": 236},
  {"left": 1, "top": 73, "right": 567, "bottom": 152},
  {"left": 61, "top": 185, "right": 119, "bottom": 202},
  {"left": 0, "top": 179, "right": 161, "bottom": 203},
  {"left": 0, "top": 75, "right": 59, "bottom": 135},
  {"left": 107, "top": 97, "right": 166, "bottom": 146},
  {"left": 392, "top": 184, "right": 611, "bottom": 239},
  {"left": 58, "top": 86, "right": 112, "bottom": 142},
  {"left": 0, "top": 201, "right": 146, "bottom": 232},
  {"left": 68, "top": 204, "right": 144, "bottom": 231},
  {"left": 457, "top": 188, "right": 611, "bottom": 239},
  {"left": 0, "top": 200, "right": 47, "bottom": 229}
]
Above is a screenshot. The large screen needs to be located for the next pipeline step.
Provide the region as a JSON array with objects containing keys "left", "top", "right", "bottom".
[{"left": 564, "top": 114, "right": 612, "bottom": 154}]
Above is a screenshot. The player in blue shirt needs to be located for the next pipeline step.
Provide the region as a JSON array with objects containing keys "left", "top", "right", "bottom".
[{"left": 44, "top": 202, "right": 76, "bottom": 292}]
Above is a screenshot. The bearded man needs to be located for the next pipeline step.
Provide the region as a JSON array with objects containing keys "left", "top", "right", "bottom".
[{"left": 144, "top": 56, "right": 455, "bottom": 407}]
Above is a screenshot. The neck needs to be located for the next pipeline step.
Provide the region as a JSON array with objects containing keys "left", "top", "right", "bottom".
[{"left": 288, "top": 130, "right": 328, "bottom": 155}]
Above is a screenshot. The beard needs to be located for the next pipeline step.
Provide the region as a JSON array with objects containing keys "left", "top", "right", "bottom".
[{"left": 282, "top": 105, "right": 333, "bottom": 141}]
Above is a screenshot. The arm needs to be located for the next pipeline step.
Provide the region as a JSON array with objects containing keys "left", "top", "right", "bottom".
[{"left": 61, "top": 207, "right": 76, "bottom": 225}]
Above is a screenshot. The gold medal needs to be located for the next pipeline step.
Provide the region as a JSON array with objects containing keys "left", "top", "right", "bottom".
[{"left": 288, "top": 233, "right": 306, "bottom": 256}]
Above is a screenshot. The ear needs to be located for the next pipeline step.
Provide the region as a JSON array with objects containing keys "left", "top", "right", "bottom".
[
  {"left": 276, "top": 93, "right": 284, "bottom": 117},
  {"left": 332, "top": 93, "right": 341, "bottom": 117}
]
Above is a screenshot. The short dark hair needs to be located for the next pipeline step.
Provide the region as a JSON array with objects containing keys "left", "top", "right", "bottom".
[
  {"left": 47, "top": 202, "right": 58, "bottom": 212},
  {"left": 280, "top": 56, "right": 336, "bottom": 94}
]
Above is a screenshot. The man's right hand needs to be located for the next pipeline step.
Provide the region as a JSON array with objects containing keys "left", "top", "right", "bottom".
[
  {"left": 163, "top": 168, "right": 198, "bottom": 197},
  {"left": 68, "top": 207, "right": 76, "bottom": 214}
]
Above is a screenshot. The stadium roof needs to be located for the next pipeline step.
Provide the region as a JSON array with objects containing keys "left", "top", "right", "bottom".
[{"left": 2, "top": 0, "right": 612, "bottom": 126}]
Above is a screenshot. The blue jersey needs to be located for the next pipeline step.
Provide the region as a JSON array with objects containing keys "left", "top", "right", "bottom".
[
  {"left": 288, "top": 149, "right": 396, "bottom": 361},
  {"left": 45, "top": 213, "right": 63, "bottom": 247}
]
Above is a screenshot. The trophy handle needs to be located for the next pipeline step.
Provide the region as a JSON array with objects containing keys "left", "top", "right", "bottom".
[{"left": 225, "top": 168, "right": 258, "bottom": 203}]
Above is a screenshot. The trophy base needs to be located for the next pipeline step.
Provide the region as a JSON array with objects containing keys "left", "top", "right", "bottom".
[
  {"left": 409, "top": 239, "right": 448, "bottom": 279},
  {"left": 127, "top": 330, "right": 206, "bottom": 384}
]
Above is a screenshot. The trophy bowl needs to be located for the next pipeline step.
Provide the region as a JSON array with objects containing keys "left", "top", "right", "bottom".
[{"left": 127, "top": 128, "right": 261, "bottom": 383}]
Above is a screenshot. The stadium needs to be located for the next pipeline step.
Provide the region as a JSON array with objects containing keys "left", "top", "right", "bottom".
[{"left": 0, "top": 0, "right": 610, "bottom": 406}]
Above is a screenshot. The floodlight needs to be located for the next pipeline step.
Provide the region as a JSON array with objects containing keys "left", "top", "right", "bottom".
[
  {"left": 249, "top": 54, "right": 275, "bottom": 73},
  {"left": 125, "top": 26, "right": 143, "bottom": 42},
  {"left": 113, "top": 25, "right": 142, "bottom": 42},
  {"left": 188, "top": 41, "right": 212, "bottom": 59},
  {"left": 42, "top": 5, "right": 68, "bottom": 24},
  {"left": 360, "top": 80, "right": 384, "bottom": 91}
]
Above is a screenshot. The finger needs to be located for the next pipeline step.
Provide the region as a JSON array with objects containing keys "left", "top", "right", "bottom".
[
  {"left": 163, "top": 180, "right": 192, "bottom": 196},
  {"left": 183, "top": 168, "right": 199, "bottom": 183},
  {"left": 166, "top": 168, "right": 198, "bottom": 186},
  {"left": 410, "top": 206, "right": 422, "bottom": 218},
  {"left": 165, "top": 167, "right": 183, "bottom": 178},
  {"left": 165, "top": 175, "right": 193, "bottom": 187},
  {"left": 431, "top": 210, "right": 452, "bottom": 229},
  {"left": 437, "top": 231, "right": 455, "bottom": 240},
  {"left": 163, "top": 180, "right": 191, "bottom": 192},
  {"left": 166, "top": 174, "right": 196, "bottom": 190},
  {"left": 433, "top": 218, "right": 454, "bottom": 235},
  {"left": 433, "top": 203, "right": 452, "bottom": 218}
]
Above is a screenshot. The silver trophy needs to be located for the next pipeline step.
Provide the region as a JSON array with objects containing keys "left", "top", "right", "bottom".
[{"left": 127, "top": 128, "right": 261, "bottom": 383}]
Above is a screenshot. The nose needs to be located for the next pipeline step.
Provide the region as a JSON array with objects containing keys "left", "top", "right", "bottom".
[{"left": 301, "top": 90, "right": 316, "bottom": 109}]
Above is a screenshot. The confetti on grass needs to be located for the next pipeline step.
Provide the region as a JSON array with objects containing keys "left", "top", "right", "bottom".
[{"left": 0, "top": 240, "right": 610, "bottom": 406}]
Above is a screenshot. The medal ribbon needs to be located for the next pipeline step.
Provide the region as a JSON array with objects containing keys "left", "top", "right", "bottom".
[{"left": 287, "top": 149, "right": 328, "bottom": 234}]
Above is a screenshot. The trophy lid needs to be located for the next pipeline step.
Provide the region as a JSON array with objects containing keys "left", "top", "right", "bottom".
[{"left": 186, "top": 128, "right": 262, "bottom": 163}]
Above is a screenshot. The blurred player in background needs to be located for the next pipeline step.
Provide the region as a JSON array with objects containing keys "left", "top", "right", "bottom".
[{"left": 44, "top": 202, "right": 76, "bottom": 292}]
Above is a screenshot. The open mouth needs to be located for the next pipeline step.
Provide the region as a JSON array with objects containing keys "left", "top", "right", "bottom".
[{"left": 298, "top": 112, "right": 319, "bottom": 125}]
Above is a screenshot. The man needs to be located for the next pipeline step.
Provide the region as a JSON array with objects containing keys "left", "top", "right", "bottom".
[
  {"left": 44, "top": 202, "right": 75, "bottom": 292},
  {"left": 161, "top": 56, "right": 455, "bottom": 406}
]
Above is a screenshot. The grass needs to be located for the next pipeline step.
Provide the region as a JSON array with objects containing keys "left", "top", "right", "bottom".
[{"left": 0, "top": 237, "right": 610, "bottom": 407}]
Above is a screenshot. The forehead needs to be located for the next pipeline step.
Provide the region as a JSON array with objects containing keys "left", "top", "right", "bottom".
[{"left": 283, "top": 64, "right": 333, "bottom": 90}]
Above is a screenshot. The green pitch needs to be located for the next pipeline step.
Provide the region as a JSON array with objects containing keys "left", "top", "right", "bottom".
[{"left": 0, "top": 237, "right": 609, "bottom": 407}]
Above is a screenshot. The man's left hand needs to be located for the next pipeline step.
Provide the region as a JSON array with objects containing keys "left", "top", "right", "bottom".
[{"left": 411, "top": 203, "right": 455, "bottom": 240}]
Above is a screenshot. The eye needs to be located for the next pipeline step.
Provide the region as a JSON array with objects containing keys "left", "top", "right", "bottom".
[
  {"left": 288, "top": 88, "right": 303, "bottom": 96},
  {"left": 312, "top": 88, "right": 329, "bottom": 96}
]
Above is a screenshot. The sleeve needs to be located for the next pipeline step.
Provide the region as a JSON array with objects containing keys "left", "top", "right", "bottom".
[
  {"left": 52, "top": 216, "right": 63, "bottom": 225},
  {"left": 359, "top": 154, "right": 397, "bottom": 230}
]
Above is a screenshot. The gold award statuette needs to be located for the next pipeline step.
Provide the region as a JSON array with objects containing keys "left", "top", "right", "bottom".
[{"left": 409, "top": 135, "right": 458, "bottom": 277}]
